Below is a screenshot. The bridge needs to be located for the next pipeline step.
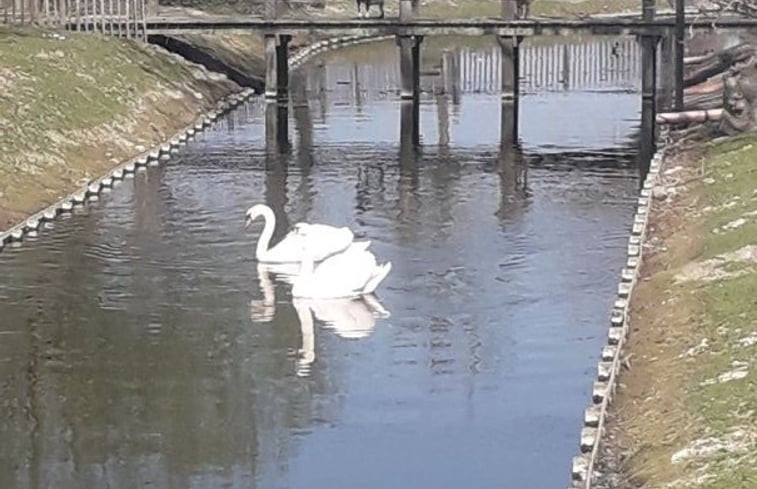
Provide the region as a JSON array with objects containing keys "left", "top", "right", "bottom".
[
  {"left": 5, "top": 0, "right": 754, "bottom": 169},
  {"left": 143, "top": 15, "right": 757, "bottom": 37}
]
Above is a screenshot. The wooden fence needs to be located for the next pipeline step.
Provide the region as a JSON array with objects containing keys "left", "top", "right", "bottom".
[{"left": 1, "top": 0, "right": 148, "bottom": 40}]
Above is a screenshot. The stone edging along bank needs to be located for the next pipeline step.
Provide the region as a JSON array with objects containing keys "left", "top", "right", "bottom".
[
  {"left": 0, "top": 33, "right": 391, "bottom": 254},
  {"left": 568, "top": 127, "right": 671, "bottom": 489}
]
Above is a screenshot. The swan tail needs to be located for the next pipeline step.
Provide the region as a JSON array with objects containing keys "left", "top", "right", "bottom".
[{"left": 362, "top": 261, "right": 392, "bottom": 294}]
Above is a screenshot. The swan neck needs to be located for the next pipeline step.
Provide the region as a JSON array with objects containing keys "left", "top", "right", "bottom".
[{"left": 255, "top": 206, "right": 276, "bottom": 260}]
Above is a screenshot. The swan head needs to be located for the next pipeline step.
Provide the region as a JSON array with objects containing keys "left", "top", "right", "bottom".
[{"left": 245, "top": 204, "right": 269, "bottom": 228}]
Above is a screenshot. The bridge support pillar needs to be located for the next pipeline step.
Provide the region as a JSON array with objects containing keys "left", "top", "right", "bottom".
[
  {"left": 639, "top": 0, "right": 658, "bottom": 174},
  {"left": 265, "top": 34, "right": 291, "bottom": 102},
  {"left": 498, "top": 35, "right": 521, "bottom": 147},
  {"left": 397, "top": 35, "right": 423, "bottom": 100}
]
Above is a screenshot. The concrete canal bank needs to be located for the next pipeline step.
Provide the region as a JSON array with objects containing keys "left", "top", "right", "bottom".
[{"left": 594, "top": 135, "right": 757, "bottom": 488}]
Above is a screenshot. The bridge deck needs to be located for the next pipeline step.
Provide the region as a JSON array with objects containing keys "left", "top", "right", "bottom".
[{"left": 144, "top": 15, "right": 757, "bottom": 36}]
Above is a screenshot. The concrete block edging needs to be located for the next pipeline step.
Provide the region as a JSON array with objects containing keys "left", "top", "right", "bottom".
[{"left": 568, "top": 126, "right": 671, "bottom": 489}]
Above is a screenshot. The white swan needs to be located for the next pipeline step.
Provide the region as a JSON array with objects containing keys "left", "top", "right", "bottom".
[
  {"left": 245, "top": 204, "right": 355, "bottom": 263},
  {"left": 292, "top": 242, "right": 392, "bottom": 299}
]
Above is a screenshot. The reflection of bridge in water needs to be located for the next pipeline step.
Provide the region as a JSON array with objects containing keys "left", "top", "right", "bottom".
[
  {"left": 315, "top": 38, "right": 642, "bottom": 98},
  {"left": 251, "top": 39, "right": 643, "bottom": 162}
]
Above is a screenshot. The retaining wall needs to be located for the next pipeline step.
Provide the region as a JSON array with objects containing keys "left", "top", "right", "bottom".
[{"left": 568, "top": 128, "right": 671, "bottom": 489}]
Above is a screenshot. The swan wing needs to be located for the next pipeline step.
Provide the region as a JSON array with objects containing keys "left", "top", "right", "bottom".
[
  {"left": 300, "top": 225, "right": 355, "bottom": 262},
  {"left": 362, "top": 261, "right": 392, "bottom": 294},
  {"left": 307, "top": 248, "right": 377, "bottom": 297}
]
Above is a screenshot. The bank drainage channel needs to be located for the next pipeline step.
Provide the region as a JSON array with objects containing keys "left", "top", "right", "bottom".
[
  {"left": 568, "top": 127, "right": 671, "bottom": 489},
  {"left": 0, "top": 34, "right": 389, "bottom": 254}
]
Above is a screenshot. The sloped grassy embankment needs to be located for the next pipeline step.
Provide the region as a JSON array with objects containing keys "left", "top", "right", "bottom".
[
  {"left": 0, "top": 27, "right": 243, "bottom": 231},
  {"left": 600, "top": 135, "right": 757, "bottom": 488}
]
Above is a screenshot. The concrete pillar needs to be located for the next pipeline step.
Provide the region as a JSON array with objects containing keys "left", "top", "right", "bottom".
[
  {"left": 499, "top": 35, "right": 521, "bottom": 147},
  {"left": 397, "top": 35, "right": 422, "bottom": 100},
  {"left": 265, "top": 34, "right": 290, "bottom": 102}
]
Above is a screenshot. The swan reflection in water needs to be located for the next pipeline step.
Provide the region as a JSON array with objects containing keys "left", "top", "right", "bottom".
[
  {"left": 249, "top": 262, "right": 299, "bottom": 322},
  {"left": 249, "top": 263, "right": 390, "bottom": 377},
  {"left": 293, "top": 295, "right": 390, "bottom": 376}
]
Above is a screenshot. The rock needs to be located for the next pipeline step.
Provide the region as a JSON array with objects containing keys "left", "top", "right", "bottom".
[
  {"left": 653, "top": 186, "right": 669, "bottom": 200},
  {"left": 722, "top": 218, "right": 747, "bottom": 230}
]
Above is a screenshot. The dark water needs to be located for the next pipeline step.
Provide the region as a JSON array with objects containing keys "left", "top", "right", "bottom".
[{"left": 0, "top": 39, "right": 640, "bottom": 488}]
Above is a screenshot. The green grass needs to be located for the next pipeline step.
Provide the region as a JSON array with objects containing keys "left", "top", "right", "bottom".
[
  {"left": 672, "top": 135, "right": 757, "bottom": 488},
  {"left": 0, "top": 25, "right": 236, "bottom": 228},
  {"left": 0, "top": 26, "right": 198, "bottom": 159}
]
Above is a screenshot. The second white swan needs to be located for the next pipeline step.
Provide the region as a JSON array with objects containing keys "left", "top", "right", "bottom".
[{"left": 292, "top": 242, "right": 392, "bottom": 299}]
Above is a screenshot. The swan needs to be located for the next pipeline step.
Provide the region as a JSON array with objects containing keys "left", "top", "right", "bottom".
[
  {"left": 292, "top": 242, "right": 392, "bottom": 299},
  {"left": 245, "top": 204, "right": 355, "bottom": 263}
]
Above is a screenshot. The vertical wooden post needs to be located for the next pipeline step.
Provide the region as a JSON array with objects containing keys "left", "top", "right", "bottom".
[
  {"left": 674, "top": 0, "right": 684, "bottom": 110},
  {"left": 264, "top": 0, "right": 275, "bottom": 19},
  {"left": 640, "top": 0, "right": 657, "bottom": 172},
  {"left": 562, "top": 43, "right": 570, "bottom": 90},
  {"left": 141, "top": 0, "right": 146, "bottom": 41},
  {"left": 116, "top": 0, "right": 121, "bottom": 36},
  {"left": 124, "top": 0, "right": 130, "bottom": 38}
]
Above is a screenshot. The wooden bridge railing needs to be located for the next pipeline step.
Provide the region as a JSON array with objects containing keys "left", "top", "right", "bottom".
[{"left": 1, "top": 0, "right": 149, "bottom": 40}]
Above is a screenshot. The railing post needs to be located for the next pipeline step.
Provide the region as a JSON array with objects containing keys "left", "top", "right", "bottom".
[
  {"left": 264, "top": 0, "right": 276, "bottom": 20},
  {"left": 399, "top": 0, "right": 413, "bottom": 20}
]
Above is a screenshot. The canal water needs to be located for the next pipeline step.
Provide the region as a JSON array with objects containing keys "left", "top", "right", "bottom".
[{"left": 0, "top": 38, "right": 640, "bottom": 488}]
